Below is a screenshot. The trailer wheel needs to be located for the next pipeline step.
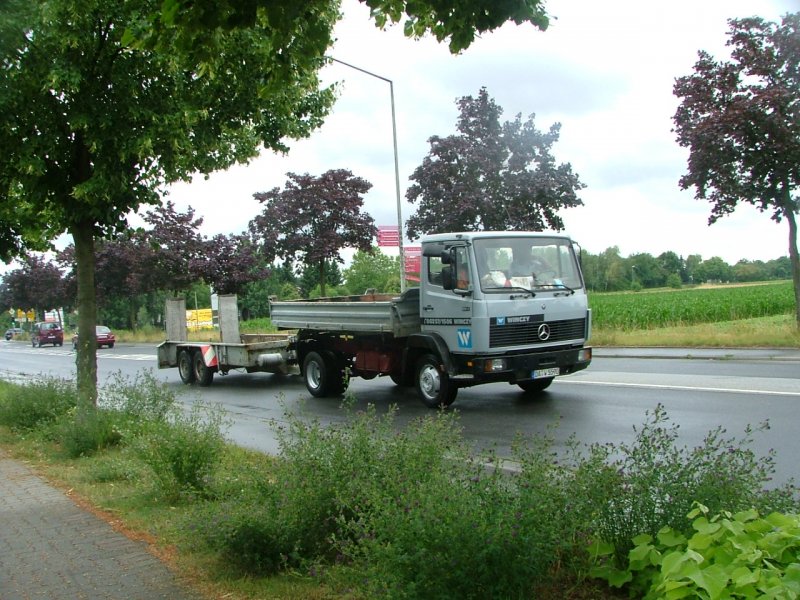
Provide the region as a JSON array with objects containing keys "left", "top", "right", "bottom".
[
  {"left": 193, "top": 351, "right": 214, "bottom": 386},
  {"left": 415, "top": 354, "right": 457, "bottom": 408},
  {"left": 178, "top": 350, "right": 196, "bottom": 385},
  {"left": 518, "top": 377, "right": 554, "bottom": 394},
  {"left": 303, "top": 351, "right": 331, "bottom": 397}
]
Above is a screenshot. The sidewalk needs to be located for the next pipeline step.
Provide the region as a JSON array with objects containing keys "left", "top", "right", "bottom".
[{"left": 0, "top": 448, "right": 199, "bottom": 600}]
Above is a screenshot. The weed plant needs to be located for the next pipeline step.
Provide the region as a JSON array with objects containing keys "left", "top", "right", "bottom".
[
  {"left": 133, "top": 404, "right": 227, "bottom": 501},
  {"left": 0, "top": 377, "right": 76, "bottom": 431}
]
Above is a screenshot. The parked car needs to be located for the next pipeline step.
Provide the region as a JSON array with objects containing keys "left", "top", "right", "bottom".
[
  {"left": 4, "top": 327, "right": 24, "bottom": 340},
  {"left": 72, "top": 325, "right": 116, "bottom": 349},
  {"left": 31, "top": 322, "right": 64, "bottom": 347}
]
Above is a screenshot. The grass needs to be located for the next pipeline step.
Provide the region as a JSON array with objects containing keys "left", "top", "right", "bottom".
[{"left": 591, "top": 314, "right": 800, "bottom": 348}]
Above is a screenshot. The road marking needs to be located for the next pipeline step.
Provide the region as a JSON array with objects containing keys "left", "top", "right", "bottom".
[
  {"left": 1, "top": 348, "right": 154, "bottom": 361},
  {"left": 560, "top": 378, "right": 800, "bottom": 397}
]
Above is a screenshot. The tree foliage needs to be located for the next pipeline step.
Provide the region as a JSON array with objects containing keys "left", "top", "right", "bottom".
[
  {"left": 344, "top": 248, "right": 402, "bottom": 294},
  {"left": 405, "top": 88, "right": 585, "bottom": 239},
  {"left": 673, "top": 13, "right": 800, "bottom": 327},
  {"left": 0, "top": 0, "right": 336, "bottom": 405},
  {"left": 250, "top": 169, "right": 377, "bottom": 297},
  {"left": 140, "top": 0, "right": 550, "bottom": 56},
  {"left": 192, "top": 234, "right": 271, "bottom": 296},
  {"left": 0, "top": 256, "right": 68, "bottom": 321}
]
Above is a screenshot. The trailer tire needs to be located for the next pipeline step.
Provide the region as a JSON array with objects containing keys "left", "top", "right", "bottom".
[
  {"left": 193, "top": 351, "right": 214, "bottom": 386},
  {"left": 303, "top": 351, "right": 333, "bottom": 397},
  {"left": 178, "top": 350, "right": 196, "bottom": 385},
  {"left": 518, "top": 377, "right": 554, "bottom": 394},
  {"left": 415, "top": 353, "right": 457, "bottom": 408}
]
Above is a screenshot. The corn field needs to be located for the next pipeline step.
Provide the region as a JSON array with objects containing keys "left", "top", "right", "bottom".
[{"left": 589, "top": 282, "right": 795, "bottom": 330}]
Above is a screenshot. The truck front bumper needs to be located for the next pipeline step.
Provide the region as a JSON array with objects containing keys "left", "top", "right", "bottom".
[{"left": 451, "top": 346, "right": 592, "bottom": 386}]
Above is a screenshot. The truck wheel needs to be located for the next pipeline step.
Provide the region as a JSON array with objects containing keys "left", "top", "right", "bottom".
[
  {"left": 303, "top": 351, "right": 331, "bottom": 397},
  {"left": 178, "top": 350, "right": 196, "bottom": 385},
  {"left": 415, "top": 354, "right": 457, "bottom": 408},
  {"left": 193, "top": 351, "right": 214, "bottom": 386},
  {"left": 518, "top": 377, "right": 554, "bottom": 394},
  {"left": 324, "top": 352, "right": 349, "bottom": 395}
]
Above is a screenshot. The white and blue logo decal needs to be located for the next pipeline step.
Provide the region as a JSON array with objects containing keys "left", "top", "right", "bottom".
[
  {"left": 456, "top": 328, "right": 472, "bottom": 349},
  {"left": 497, "top": 317, "right": 506, "bottom": 326}
]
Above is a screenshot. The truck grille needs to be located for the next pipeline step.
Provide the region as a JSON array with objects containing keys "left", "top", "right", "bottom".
[{"left": 490, "top": 318, "right": 586, "bottom": 348}]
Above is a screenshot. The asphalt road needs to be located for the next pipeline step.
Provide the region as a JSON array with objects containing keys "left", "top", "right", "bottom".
[{"left": 1, "top": 340, "right": 799, "bottom": 486}]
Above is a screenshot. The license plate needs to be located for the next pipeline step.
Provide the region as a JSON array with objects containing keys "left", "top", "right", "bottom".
[{"left": 533, "top": 367, "right": 560, "bottom": 379}]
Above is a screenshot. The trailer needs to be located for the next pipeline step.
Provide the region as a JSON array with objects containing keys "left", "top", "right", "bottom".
[{"left": 158, "top": 231, "right": 593, "bottom": 407}]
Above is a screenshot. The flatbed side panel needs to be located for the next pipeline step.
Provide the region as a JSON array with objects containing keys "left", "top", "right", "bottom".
[{"left": 271, "top": 300, "right": 396, "bottom": 332}]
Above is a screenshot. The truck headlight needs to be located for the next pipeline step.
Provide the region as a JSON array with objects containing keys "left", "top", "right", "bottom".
[
  {"left": 578, "top": 348, "right": 592, "bottom": 362},
  {"left": 484, "top": 358, "right": 507, "bottom": 372}
]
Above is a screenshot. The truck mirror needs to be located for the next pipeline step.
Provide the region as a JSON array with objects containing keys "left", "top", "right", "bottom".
[{"left": 441, "top": 266, "right": 454, "bottom": 290}]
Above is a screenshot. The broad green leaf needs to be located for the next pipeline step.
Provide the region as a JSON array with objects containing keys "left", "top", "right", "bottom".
[
  {"left": 687, "top": 564, "right": 729, "bottom": 599},
  {"left": 659, "top": 527, "right": 688, "bottom": 548}
]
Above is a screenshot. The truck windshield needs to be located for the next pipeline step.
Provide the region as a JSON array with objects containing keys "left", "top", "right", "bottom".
[{"left": 473, "top": 237, "right": 584, "bottom": 293}]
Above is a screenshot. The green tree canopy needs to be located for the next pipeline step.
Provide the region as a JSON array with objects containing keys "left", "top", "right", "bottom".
[
  {"left": 140, "top": 0, "right": 550, "bottom": 56},
  {"left": 673, "top": 13, "right": 800, "bottom": 327},
  {"left": 405, "top": 87, "right": 585, "bottom": 239},
  {"left": 344, "top": 248, "right": 402, "bottom": 294}
]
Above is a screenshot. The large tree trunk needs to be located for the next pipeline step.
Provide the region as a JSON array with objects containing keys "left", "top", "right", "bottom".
[
  {"left": 71, "top": 220, "right": 98, "bottom": 408},
  {"left": 787, "top": 208, "right": 800, "bottom": 331}
]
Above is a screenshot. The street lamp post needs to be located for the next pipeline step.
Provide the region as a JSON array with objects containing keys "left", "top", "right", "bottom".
[{"left": 329, "top": 58, "right": 406, "bottom": 292}]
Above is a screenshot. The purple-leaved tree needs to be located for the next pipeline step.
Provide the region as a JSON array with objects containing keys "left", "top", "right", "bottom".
[{"left": 250, "top": 169, "right": 376, "bottom": 297}]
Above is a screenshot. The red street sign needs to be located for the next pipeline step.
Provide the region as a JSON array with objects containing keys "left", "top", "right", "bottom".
[{"left": 378, "top": 225, "right": 400, "bottom": 247}]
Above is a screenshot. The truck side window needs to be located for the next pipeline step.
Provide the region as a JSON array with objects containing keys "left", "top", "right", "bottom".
[{"left": 427, "top": 256, "right": 444, "bottom": 287}]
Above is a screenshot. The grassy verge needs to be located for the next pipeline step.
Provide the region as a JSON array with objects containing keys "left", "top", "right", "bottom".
[
  {"left": 1, "top": 377, "right": 797, "bottom": 599},
  {"left": 591, "top": 314, "right": 800, "bottom": 348}
]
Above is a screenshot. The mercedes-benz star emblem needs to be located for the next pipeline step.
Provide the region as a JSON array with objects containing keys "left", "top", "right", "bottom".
[{"left": 537, "top": 323, "right": 551, "bottom": 341}]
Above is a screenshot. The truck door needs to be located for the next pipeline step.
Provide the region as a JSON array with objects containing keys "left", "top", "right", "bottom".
[{"left": 420, "top": 245, "right": 475, "bottom": 354}]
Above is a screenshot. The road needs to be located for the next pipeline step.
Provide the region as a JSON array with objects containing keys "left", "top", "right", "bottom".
[{"left": 2, "top": 340, "right": 799, "bottom": 486}]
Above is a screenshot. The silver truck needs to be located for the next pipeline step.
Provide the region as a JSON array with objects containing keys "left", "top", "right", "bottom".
[{"left": 157, "top": 231, "right": 592, "bottom": 407}]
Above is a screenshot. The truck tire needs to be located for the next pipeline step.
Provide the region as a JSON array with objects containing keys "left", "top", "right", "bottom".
[
  {"left": 193, "top": 351, "right": 214, "bottom": 386},
  {"left": 518, "top": 377, "right": 554, "bottom": 394},
  {"left": 324, "top": 351, "right": 349, "bottom": 395},
  {"left": 178, "top": 350, "right": 196, "bottom": 385},
  {"left": 415, "top": 353, "right": 457, "bottom": 408},
  {"left": 303, "top": 351, "right": 334, "bottom": 397}
]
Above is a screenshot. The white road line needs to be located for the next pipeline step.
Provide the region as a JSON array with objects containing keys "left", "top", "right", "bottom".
[{"left": 560, "top": 378, "right": 800, "bottom": 397}]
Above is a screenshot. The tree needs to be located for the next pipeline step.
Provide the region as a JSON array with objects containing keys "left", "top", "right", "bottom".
[
  {"left": 0, "top": 256, "right": 68, "bottom": 323},
  {"left": 0, "top": 0, "right": 336, "bottom": 406},
  {"left": 141, "top": 0, "right": 550, "bottom": 56},
  {"left": 344, "top": 249, "right": 402, "bottom": 294},
  {"left": 250, "top": 169, "right": 377, "bottom": 297},
  {"left": 192, "top": 234, "right": 271, "bottom": 296},
  {"left": 405, "top": 88, "right": 585, "bottom": 239},
  {"left": 673, "top": 14, "right": 800, "bottom": 328}
]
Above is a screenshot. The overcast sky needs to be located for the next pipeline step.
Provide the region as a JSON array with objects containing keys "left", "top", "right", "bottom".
[{"left": 164, "top": 0, "right": 797, "bottom": 265}]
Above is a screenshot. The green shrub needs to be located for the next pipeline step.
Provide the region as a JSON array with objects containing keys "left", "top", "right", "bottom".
[
  {"left": 591, "top": 503, "right": 800, "bottom": 599},
  {"left": 134, "top": 405, "right": 226, "bottom": 500},
  {"left": 101, "top": 370, "right": 176, "bottom": 437},
  {"left": 58, "top": 408, "right": 122, "bottom": 458},
  {"left": 0, "top": 378, "right": 77, "bottom": 431},
  {"left": 586, "top": 405, "right": 799, "bottom": 565}
]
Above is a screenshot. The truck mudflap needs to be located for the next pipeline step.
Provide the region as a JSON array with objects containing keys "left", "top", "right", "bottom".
[{"left": 450, "top": 346, "right": 592, "bottom": 387}]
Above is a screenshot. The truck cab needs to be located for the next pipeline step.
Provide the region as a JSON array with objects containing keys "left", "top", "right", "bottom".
[{"left": 413, "top": 231, "right": 592, "bottom": 404}]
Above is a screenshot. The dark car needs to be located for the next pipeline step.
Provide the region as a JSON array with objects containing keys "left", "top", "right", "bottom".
[
  {"left": 72, "top": 325, "right": 116, "bottom": 349},
  {"left": 4, "top": 327, "right": 24, "bottom": 340},
  {"left": 32, "top": 322, "right": 64, "bottom": 347}
]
